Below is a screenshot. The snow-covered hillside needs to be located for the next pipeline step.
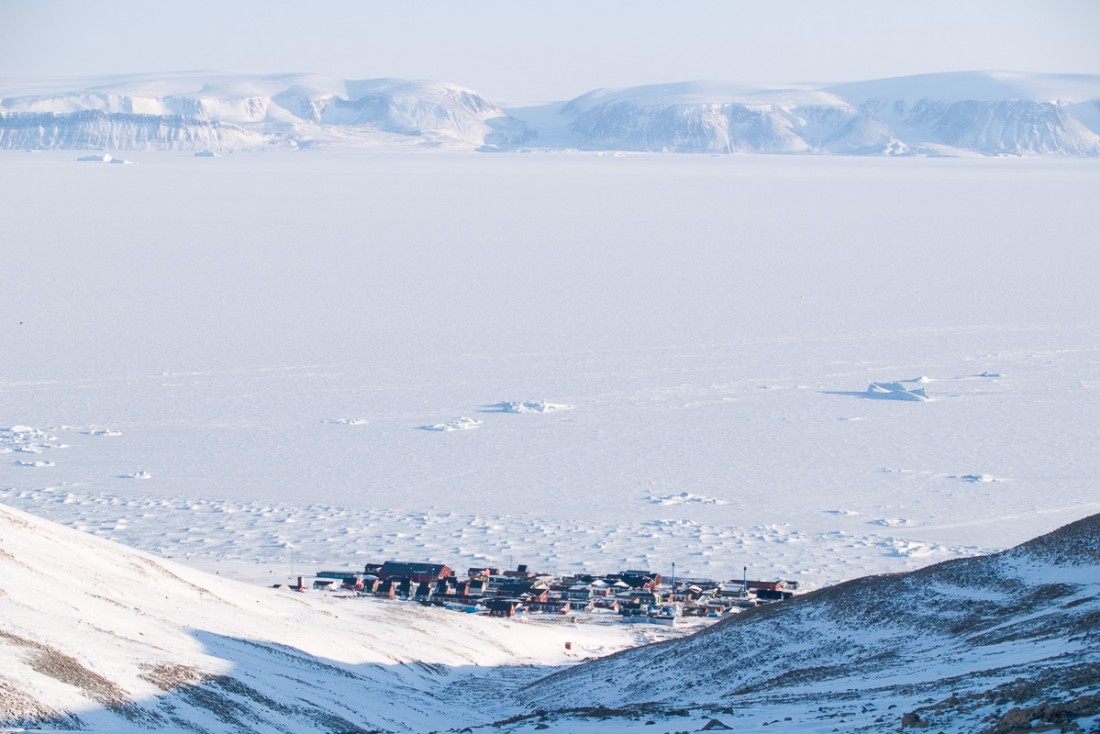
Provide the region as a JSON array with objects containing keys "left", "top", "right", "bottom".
[
  {"left": 0, "top": 502, "right": 649, "bottom": 732},
  {"left": 0, "top": 74, "right": 532, "bottom": 151},
  {"left": 3, "top": 500, "right": 1096, "bottom": 733},
  {"left": 1, "top": 71, "right": 1098, "bottom": 155},
  {"left": 516, "top": 513, "right": 1100, "bottom": 732}
]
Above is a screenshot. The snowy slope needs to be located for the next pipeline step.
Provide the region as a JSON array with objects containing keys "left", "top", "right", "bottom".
[
  {"left": 6, "top": 501, "right": 1093, "bottom": 733},
  {"left": 0, "top": 73, "right": 532, "bottom": 151},
  {"left": 517, "top": 513, "right": 1100, "bottom": 732},
  {"left": 0, "top": 502, "right": 644, "bottom": 732}
]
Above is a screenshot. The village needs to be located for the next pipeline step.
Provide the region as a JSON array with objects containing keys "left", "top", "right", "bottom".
[{"left": 282, "top": 560, "right": 800, "bottom": 626}]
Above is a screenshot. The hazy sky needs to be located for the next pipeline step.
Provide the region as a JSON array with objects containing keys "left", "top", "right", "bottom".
[{"left": 2, "top": 0, "right": 1098, "bottom": 101}]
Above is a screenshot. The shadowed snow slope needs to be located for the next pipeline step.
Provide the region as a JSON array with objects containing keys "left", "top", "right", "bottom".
[
  {"left": 0, "top": 503, "right": 641, "bottom": 732},
  {"left": 518, "top": 513, "right": 1100, "bottom": 733},
  {"left": 6, "top": 502, "right": 1094, "bottom": 733}
]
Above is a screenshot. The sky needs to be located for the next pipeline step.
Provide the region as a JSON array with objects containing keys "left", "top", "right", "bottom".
[{"left": 1, "top": 0, "right": 1098, "bottom": 102}]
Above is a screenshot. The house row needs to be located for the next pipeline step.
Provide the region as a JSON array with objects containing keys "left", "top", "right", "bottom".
[{"left": 308, "top": 560, "right": 798, "bottom": 621}]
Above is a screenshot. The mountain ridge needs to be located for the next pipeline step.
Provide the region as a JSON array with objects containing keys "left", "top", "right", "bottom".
[{"left": 2, "top": 71, "right": 1098, "bottom": 156}]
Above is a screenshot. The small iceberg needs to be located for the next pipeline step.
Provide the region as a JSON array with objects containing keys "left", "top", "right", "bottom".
[
  {"left": 489, "top": 401, "right": 573, "bottom": 414},
  {"left": 419, "top": 417, "right": 482, "bottom": 432},
  {"left": 865, "top": 382, "right": 929, "bottom": 401}
]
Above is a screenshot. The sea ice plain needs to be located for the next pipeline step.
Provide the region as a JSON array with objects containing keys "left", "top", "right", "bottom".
[{"left": 2, "top": 151, "right": 1098, "bottom": 589}]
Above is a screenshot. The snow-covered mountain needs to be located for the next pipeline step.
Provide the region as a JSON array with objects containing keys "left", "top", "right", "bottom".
[
  {"left": 552, "top": 81, "right": 908, "bottom": 155},
  {"left": 516, "top": 512, "right": 1100, "bottom": 732},
  {"left": 2, "top": 70, "right": 1099, "bottom": 156},
  {"left": 535, "top": 72, "right": 1100, "bottom": 157},
  {"left": 0, "top": 73, "right": 533, "bottom": 151},
  {"left": 826, "top": 71, "right": 1100, "bottom": 156},
  {"left": 0, "top": 70, "right": 1096, "bottom": 157}
]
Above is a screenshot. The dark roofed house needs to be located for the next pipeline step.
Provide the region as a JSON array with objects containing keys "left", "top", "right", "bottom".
[
  {"left": 378, "top": 561, "right": 452, "bottom": 583},
  {"left": 487, "top": 598, "right": 520, "bottom": 617}
]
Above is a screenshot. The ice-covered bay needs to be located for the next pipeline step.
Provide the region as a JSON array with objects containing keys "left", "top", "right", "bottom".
[{"left": 2, "top": 151, "right": 1098, "bottom": 588}]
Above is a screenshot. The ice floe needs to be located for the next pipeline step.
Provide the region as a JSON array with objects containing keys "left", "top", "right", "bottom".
[
  {"left": 865, "top": 381, "right": 930, "bottom": 401},
  {"left": 418, "top": 417, "right": 482, "bottom": 432},
  {"left": 869, "top": 517, "right": 911, "bottom": 527},
  {"left": 322, "top": 418, "right": 370, "bottom": 426},
  {"left": 119, "top": 470, "right": 153, "bottom": 480},
  {"left": 646, "top": 491, "right": 730, "bottom": 506},
  {"left": 1, "top": 425, "right": 63, "bottom": 457},
  {"left": 76, "top": 153, "right": 133, "bottom": 164},
  {"left": 950, "top": 473, "right": 1002, "bottom": 483},
  {"left": 487, "top": 401, "right": 575, "bottom": 414}
]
